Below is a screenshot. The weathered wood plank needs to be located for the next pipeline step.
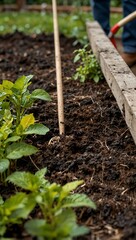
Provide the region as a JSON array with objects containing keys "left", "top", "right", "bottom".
[
  {"left": 0, "top": 5, "right": 122, "bottom": 13},
  {"left": 86, "top": 21, "right": 136, "bottom": 144}
]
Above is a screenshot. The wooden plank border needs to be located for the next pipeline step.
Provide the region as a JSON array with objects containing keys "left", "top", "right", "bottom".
[
  {"left": 0, "top": 4, "right": 122, "bottom": 13},
  {"left": 86, "top": 21, "right": 136, "bottom": 144}
]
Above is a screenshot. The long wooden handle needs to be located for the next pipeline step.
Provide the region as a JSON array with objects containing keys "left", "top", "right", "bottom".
[
  {"left": 109, "top": 10, "right": 136, "bottom": 39},
  {"left": 52, "top": 0, "right": 65, "bottom": 135},
  {"left": 118, "top": 11, "right": 136, "bottom": 27}
]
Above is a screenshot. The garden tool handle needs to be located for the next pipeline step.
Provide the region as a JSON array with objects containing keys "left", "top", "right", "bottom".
[
  {"left": 118, "top": 10, "right": 136, "bottom": 28},
  {"left": 108, "top": 11, "right": 136, "bottom": 47}
]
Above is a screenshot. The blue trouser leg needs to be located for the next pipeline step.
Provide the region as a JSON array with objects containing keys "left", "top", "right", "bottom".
[
  {"left": 122, "top": 0, "right": 136, "bottom": 53},
  {"left": 91, "top": 0, "right": 136, "bottom": 53},
  {"left": 90, "top": 0, "right": 110, "bottom": 35}
]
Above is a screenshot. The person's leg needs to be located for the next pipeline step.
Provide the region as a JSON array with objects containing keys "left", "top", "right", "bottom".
[
  {"left": 90, "top": 0, "right": 110, "bottom": 35},
  {"left": 121, "top": 0, "right": 136, "bottom": 66},
  {"left": 122, "top": 0, "right": 136, "bottom": 53}
]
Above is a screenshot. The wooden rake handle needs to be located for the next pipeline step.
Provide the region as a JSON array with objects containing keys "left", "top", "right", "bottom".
[{"left": 108, "top": 11, "right": 136, "bottom": 47}]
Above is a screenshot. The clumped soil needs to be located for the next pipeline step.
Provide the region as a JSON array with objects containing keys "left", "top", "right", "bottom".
[{"left": 0, "top": 32, "right": 136, "bottom": 240}]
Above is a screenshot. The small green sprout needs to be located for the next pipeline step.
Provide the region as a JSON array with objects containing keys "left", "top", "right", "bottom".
[{"left": 73, "top": 44, "right": 103, "bottom": 83}]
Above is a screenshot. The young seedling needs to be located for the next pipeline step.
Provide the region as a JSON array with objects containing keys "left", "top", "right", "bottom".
[
  {"left": 0, "top": 75, "right": 51, "bottom": 124},
  {"left": 5, "top": 168, "right": 96, "bottom": 240},
  {"left": 73, "top": 44, "right": 103, "bottom": 83},
  {"left": 0, "top": 75, "right": 51, "bottom": 181}
]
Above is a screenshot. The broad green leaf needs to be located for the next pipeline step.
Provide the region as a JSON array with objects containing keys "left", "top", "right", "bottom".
[
  {"left": 0, "top": 159, "right": 10, "bottom": 173},
  {"left": 2, "top": 80, "right": 14, "bottom": 89},
  {"left": 25, "top": 210, "right": 77, "bottom": 238},
  {"left": 10, "top": 193, "right": 36, "bottom": 219},
  {"left": 6, "top": 142, "right": 38, "bottom": 159},
  {"left": 0, "top": 121, "right": 12, "bottom": 140},
  {"left": 55, "top": 209, "right": 89, "bottom": 238},
  {"left": 1, "top": 101, "right": 10, "bottom": 111},
  {"left": 0, "top": 225, "right": 6, "bottom": 236},
  {"left": 21, "top": 91, "right": 31, "bottom": 107},
  {"left": 62, "top": 193, "right": 96, "bottom": 209},
  {"left": 4, "top": 192, "right": 27, "bottom": 214},
  {"left": 20, "top": 114, "right": 35, "bottom": 130},
  {"left": 35, "top": 168, "right": 47, "bottom": 180},
  {"left": 73, "top": 54, "right": 80, "bottom": 63},
  {"left": 7, "top": 171, "right": 43, "bottom": 191},
  {"left": 3, "top": 109, "right": 12, "bottom": 121},
  {"left": 0, "top": 89, "right": 12, "bottom": 98},
  {"left": 2, "top": 192, "right": 35, "bottom": 224},
  {"left": 35, "top": 195, "right": 43, "bottom": 204},
  {"left": 0, "top": 195, "right": 4, "bottom": 205},
  {"left": 73, "top": 72, "right": 79, "bottom": 80},
  {"left": 24, "top": 75, "right": 33, "bottom": 82},
  {"left": 25, "top": 219, "right": 49, "bottom": 237},
  {"left": 31, "top": 89, "right": 51, "bottom": 101},
  {"left": 94, "top": 75, "right": 99, "bottom": 83},
  {"left": 71, "top": 225, "right": 90, "bottom": 237},
  {"left": 13, "top": 75, "right": 33, "bottom": 90},
  {"left": 0, "top": 92, "right": 7, "bottom": 100},
  {"left": 5, "top": 136, "right": 21, "bottom": 144},
  {"left": 15, "top": 124, "right": 24, "bottom": 135},
  {"left": 55, "top": 209, "right": 77, "bottom": 236},
  {"left": 35, "top": 167, "right": 47, "bottom": 176},
  {"left": 24, "top": 123, "right": 49, "bottom": 135},
  {"left": 62, "top": 180, "right": 84, "bottom": 193},
  {"left": 45, "top": 183, "right": 61, "bottom": 203},
  {"left": 80, "top": 75, "right": 86, "bottom": 83},
  {"left": 59, "top": 180, "right": 84, "bottom": 202}
]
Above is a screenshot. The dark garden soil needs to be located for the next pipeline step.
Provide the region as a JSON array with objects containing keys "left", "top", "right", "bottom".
[{"left": 0, "top": 32, "right": 136, "bottom": 240}]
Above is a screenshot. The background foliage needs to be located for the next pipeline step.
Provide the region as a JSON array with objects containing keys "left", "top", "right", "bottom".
[{"left": 1, "top": 0, "right": 121, "bottom": 7}]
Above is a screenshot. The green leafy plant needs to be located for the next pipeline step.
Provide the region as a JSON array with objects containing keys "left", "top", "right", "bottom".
[
  {"left": 0, "top": 75, "right": 51, "bottom": 180},
  {"left": 73, "top": 44, "right": 103, "bottom": 83},
  {"left": 0, "top": 75, "right": 51, "bottom": 124},
  {"left": 4, "top": 168, "right": 96, "bottom": 239},
  {"left": 0, "top": 192, "right": 36, "bottom": 237}
]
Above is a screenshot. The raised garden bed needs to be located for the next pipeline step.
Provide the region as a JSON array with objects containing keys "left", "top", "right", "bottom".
[
  {"left": 87, "top": 21, "right": 136, "bottom": 144},
  {"left": 0, "top": 32, "right": 136, "bottom": 239}
]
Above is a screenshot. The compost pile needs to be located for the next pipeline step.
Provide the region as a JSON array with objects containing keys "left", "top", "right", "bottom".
[{"left": 0, "top": 32, "right": 136, "bottom": 240}]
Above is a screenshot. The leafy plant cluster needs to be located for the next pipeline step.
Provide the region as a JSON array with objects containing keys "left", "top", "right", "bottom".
[
  {"left": 0, "top": 11, "right": 122, "bottom": 45},
  {"left": 73, "top": 45, "right": 103, "bottom": 83},
  {"left": 0, "top": 75, "right": 51, "bottom": 180},
  {"left": 0, "top": 75, "right": 96, "bottom": 239},
  {"left": 0, "top": 168, "right": 96, "bottom": 239}
]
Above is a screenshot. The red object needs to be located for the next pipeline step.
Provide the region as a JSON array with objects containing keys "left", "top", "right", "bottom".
[
  {"left": 110, "top": 24, "right": 120, "bottom": 35},
  {"left": 110, "top": 36, "right": 117, "bottom": 48},
  {"left": 108, "top": 11, "right": 136, "bottom": 48},
  {"left": 108, "top": 24, "right": 120, "bottom": 48}
]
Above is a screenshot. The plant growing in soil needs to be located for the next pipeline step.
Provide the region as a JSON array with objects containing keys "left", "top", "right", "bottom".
[
  {"left": 73, "top": 44, "right": 103, "bottom": 83},
  {"left": 0, "top": 75, "right": 51, "bottom": 180},
  {"left": 0, "top": 192, "right": 36, "bottom": 237},
  {"left": 2, "top": 168, "right": 96, "bottom": 240}
]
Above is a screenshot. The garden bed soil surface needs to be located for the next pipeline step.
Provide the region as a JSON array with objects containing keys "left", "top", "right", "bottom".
[{"left": 0, "top": 32, "right": 136, "bottom": 240}]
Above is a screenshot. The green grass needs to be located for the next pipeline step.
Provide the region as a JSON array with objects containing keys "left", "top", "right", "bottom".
[{"left": 0, "top": 11, "right": 122, "bottom": 43}]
